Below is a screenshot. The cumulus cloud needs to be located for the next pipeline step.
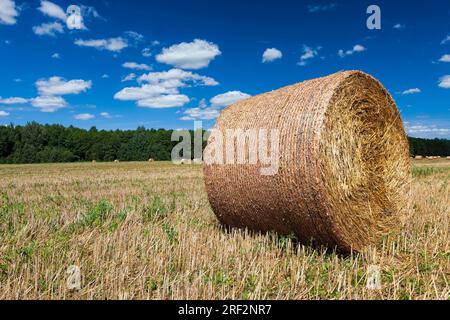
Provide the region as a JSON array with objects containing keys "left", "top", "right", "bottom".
[
  {"left": 29, "top": 77, "right": 92, "bottom": 112},
  {"left": 75, "top": 37, "right": 128, "bottom": 52},
  {"left": 100, "top": 112, "right": 112, "bottom": 118},
  {"left": 210, "top": 91, "right": 251, "bottom": 107},
  {"left": 338, "top": 44, "right": 366, "bottom": 58},
  {"left": 181, "top": 91, "right": 251, "bottom": 121},
  {"left": 393, "top": 23, "right": 405, "bottom": 29},
  {"left": 439, "top": 54, "right": 450, "bottom": 63},
  {"left": 307, "top": 3, "right": 336, "bottom": 13},
  {"left": 138, "top": 68, "right": 218, "bottom": 86},
  {"left": 156, "top": 39, "right": 221, "bottom": 69},
  {"left": 0, "top": 77, "right": 91, "bottom": 113},
  {"left": 0, "top": 0, "right": 19, "bottom": 25},
  {"left": 51, "top": 53, "right": 60, "bottom": 59},
  {"left": 36, "top": 77, "right": 92, "bottom": 96},
  {"left": 0, "top": 97, "right": 28, "bottom": 104},
  {"left": 121, "top": 73, "right": 137, "bottom": 82},
  {"left": 31, "top": 95, "right": 67, "bottom": 112},
  {"left": 401, "top": 88, "right": 421, "bottom": 95},
  {"left": 262, "top": 48, "right": 282, "bottom": 63},
  {"left": 438, "top": 75, "right": 450, "bottom": 89},
  {"left": 74, "top": 113, "right": 95, "bottom": 120},
  {"left": 38, "top": 0, "right": 66, "bottom": 21},
  {"left": 137, "top": 95, "right": 190, "bottom": 108},
  {"left": 122, "top": 62, "right": 151, "bottom": 71},
  {"left": 0, "top": 110, "right": 10, "bottom": 117},
  {"left": 101, "top": 74, "right": 109, "bottom": 79},
  {"left": 180, "top": 99, "right": 221, "bottom": 121},
  {"left": 115, "top": 68, "right": 218, "bottom": 109},
  {"left": 33, "top": 22, "right": 64, "bottom": 37}
]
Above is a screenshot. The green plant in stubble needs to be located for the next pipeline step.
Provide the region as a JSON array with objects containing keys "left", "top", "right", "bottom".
[{"left": 143, "top": 196, "right": 168, "bottom": 222}]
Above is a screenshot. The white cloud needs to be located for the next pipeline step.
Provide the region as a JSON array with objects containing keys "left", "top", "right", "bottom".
[
  {"left": 122, "top": 73, "right": 136, "bottom": 82},
  {"left": 137, "top": 95, "right": 190, "bottom": 108},
  {"left": 407, "top": 124, "right": 450, "bottom": 135},
  {"left": 441, "top": 35, "right": 450, "bottom": 45},
  {"left": 210, "top": 91, "right": 251, "bottom": 107},
  {"left": 181, "top": 91, "right": 251, "bottom": 121},
  {"left": 51, "top": 52, "right": 60, "bottom": 59},
  {"left": 31, "top": 96, "right": 67, "bottom": 112},
  {"left": 138, "top": 68, "right": 218, "bottom": 86},
  {"left": 438, "top": 75, "right": 450, "bottom": 89},
  {"left": 74, "top": 113, "right": 95, "bottom": 120},
  {"left": 32, "top": 22, "right": 64, "bottom": 37},
  {"left": 124, "top": 31, "right": 144, "bottom": 42},
  {"left": 100, "top": 112, "right": 112, "bottom": 118},
  {"left": 393, "top": 24, "right": 405, "bottom": 29},
  {"left": 101, "top": 74, "right": 109, "bottom": 79},
  {"left": 122, "top": 62, "right": 151, "bottom": 71},
  {"left": 0, "top": 0, "right": 19, "bottom": 25},
  {"left": 439, "top": 54, "right": 450, "bottom": 62},
  {"left": 262, "top": 48, "right": 282, "bottom": 63},
  {"left": 142, "top": 48, "right": 151, "bottom": 57},
  {"left": 181, "top": 99, "right": 221, "bottom": 121},
  {"left": 338, "top": 44, "right": 366, "bottom": 58},
  {"left": 115, "top": 68, "right": 218, "bottom": 109},
  {"left": 0, "top": 97, "right": 28, "bottom": 104},
  {"left": 298, "top": 45, "right": 319, "bottom": 66},
  {"left": 307, "top": 3, "right": 336, "bottom": 13},
  {"left": 74, "top": 37, "right": 128, "bottom": 52},
  {"left": 38, "top": 0, "right": 66, "bottom": 21},
  {"left": 0, "top": 110, "right": 10, "bottom": 117},
  {"left": 36, "top": 77, "right": 92, "bottom": 96},
  {"left": 114, "top": 84, "right": 176, "bottom": 101},
  {"left": 156, "top": 39, "right": 221, "bottom": 69},
  {"left": 401, "top": 88, "right": 421, "bottom": 95}
]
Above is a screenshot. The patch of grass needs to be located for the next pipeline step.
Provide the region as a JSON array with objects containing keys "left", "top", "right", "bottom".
[
  {"left": 143, "top": 196, "right": 167, "bottom": 222},
  {"left": 412, "top": 166, "right": 449, "bottom": 177}
]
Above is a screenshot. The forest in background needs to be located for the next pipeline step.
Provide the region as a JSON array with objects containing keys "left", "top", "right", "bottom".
[{"left": 0, "top": 122, "right": 449, "bottom": 164}]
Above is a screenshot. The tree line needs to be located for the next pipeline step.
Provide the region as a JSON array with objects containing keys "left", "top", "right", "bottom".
[{"left": 0, "top": 123, "right": 448, "bottom": 164}]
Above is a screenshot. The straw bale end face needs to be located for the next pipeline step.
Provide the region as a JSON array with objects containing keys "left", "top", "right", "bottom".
[{"left": 204, "top": 71, "right": 411, "bottom": 253}]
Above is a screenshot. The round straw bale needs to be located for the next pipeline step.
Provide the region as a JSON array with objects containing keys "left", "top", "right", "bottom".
[{"left": 203, "top": 70, "right": 411, "bottom": 252}]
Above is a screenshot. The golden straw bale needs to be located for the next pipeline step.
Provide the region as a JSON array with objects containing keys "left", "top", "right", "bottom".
[{"left": 204, "top": 71, "right": 411, "bottom": 252}]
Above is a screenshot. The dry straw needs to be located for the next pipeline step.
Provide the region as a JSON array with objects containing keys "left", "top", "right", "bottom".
[{"left": 204, "top": 70, "right": 411, "bottom": 252}]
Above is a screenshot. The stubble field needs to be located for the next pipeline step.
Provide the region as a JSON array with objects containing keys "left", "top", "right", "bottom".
[{"left": 0, "top": 160, "right": 448, "bottom": 300}]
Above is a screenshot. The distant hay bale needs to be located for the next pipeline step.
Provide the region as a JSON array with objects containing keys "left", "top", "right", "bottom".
[
  {"left": 148, "top": 158, "right": 154, "bottom": 162},
  {"left": 204, "top": 70, "right": 411, "bottom": 252},
  {"left": 114, "top": 159, "right": 120, "bottom": 163},
  {"left": 92, "top": 160, "right": 96, "bottom": 163},
  {"left": 415, "top": 156, "right": 423, "bottom": 160}
]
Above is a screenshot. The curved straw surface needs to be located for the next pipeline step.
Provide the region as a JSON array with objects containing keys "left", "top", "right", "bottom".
[{"left": 204, "top": 71, "right": 411, "bottom": 252}]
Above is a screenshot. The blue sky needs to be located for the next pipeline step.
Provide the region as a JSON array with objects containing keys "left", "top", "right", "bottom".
[{"left": 0, "top": 0, "right": 449, "bottom": 138}]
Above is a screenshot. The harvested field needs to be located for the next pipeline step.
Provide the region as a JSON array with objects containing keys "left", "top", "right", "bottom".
[{"left": 0, "top": 160, "right": 448, "bottom": 300}]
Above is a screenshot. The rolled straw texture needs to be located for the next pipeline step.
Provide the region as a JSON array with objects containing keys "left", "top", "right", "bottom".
[{"left": 203, "top": 70, "right": 411, "bottom": 252}]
